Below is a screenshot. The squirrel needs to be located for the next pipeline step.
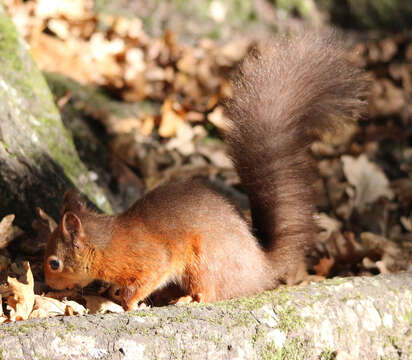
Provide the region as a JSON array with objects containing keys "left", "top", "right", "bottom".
[{"left": 44, "top": 33, "right": 368, "bottom": 310}]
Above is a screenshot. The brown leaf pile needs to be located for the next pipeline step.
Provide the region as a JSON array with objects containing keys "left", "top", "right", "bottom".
[
  {"left": 5, "top": 0, "right": 247, "bottom": 189},
  {"left": 311, "top": 34, "right": 412, "bottom": 278},
  {"left": 1, "top": 1, "right": 411, "bottom": 321}
]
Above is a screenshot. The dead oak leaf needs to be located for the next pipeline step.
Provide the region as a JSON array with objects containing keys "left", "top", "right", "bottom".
[
  {"left": 29, "top": 295, "right": 66, "bottom": 318},
  {"left": 83, "top": 295, "right": 124, "bottom": 314},
  {"left": 342, "top": 154, "right": 393, "bottom": 212},
  {"left": 159, "top": 99, "right": 184, "bottom": 137},
  {"left": 30, "top": 294, "right": 88, "bottom": 318},
  {"left": 314, "top": 257, "right": 335, "bottom": 277},
  {"left": 0, "top": 214, "right": 23, "bottom": 249},
  {"left": 207, "top": 106, "right": 230, "bottom": 131},
  {"left": 315, "top": 212, "right": 342, "bottom": 242},
  {"left": 7, "top": 262, "right": 34, "bottom": 321},
  {"left": 64, "top": 300, "right": 87, "bottom": 316}
]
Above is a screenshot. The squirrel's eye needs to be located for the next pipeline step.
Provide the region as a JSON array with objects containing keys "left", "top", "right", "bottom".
[{"left": 47, "top": 256, "right": 62, "bottom": 272}]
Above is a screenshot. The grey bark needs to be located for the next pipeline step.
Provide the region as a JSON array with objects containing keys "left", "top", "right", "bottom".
[
  {"left": 0, "top": 272, "right": 411, "bottom": 360},
  {"left": 0, "top": 2, "right": 111, "bottom": 231}
]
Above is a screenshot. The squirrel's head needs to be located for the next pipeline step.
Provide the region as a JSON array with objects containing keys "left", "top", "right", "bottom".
[{"left": 43, "top": 190, "right": 95, "bottom": 290}]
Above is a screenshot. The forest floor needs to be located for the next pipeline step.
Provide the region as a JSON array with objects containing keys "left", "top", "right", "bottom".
[{"left": 0, "top": 0, "right": 411, "bottom": 321}]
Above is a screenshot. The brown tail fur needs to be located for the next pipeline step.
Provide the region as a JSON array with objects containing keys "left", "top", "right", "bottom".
[{"left": 224, "top": 32, "right": 369, "bottom": 283}]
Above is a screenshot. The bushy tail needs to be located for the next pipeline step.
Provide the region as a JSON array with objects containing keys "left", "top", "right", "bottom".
[{"left": 224, "top": 32, "right": 368, "bottom": 281}]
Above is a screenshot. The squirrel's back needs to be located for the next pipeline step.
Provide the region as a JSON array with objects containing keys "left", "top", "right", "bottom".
[{"left": 224, "top": 32, "right": 368, "bottom": 283}]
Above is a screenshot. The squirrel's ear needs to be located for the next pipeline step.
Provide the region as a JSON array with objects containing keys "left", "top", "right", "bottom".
[
  {"left": 61, "top": 189, "right": 85, "bottom": 216},
  {"left": 62, "top": 212, "right": 85, "bottom": 250}
]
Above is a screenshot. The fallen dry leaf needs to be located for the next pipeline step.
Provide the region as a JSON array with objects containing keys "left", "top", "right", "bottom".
[
  {"left": 165, "top": 122, "right": 196, "bottom": 156},
  {"left": 369, "top": 79, "right": 405, "bottom": 117},
  {"left": 362, "top": 257, "right": 390, "bottom": 275},
  {"left": 30, "top": 295, "right": 87, "bottom": 318},
  {"left": 83, "top": 295, "right": 124, "bottom": 314},
  {"left": 315, "top": 213, "right": 342, "bottom": 242},
  {"left": 7, "top": 262, "right": 35, "bottom": 321},
  {"left": 360, "top": 232, "right": 400, "bottom": 258},
  {"left": 361, "top": 232, "right": 412, "bottom": 272},
  {"left": 342, "top": 154, "right": 394, "bottom": 212},
  {"left": 35, "top": 207, "right": 57, "bottom": 233},
  {"left": 0, "top": 214, "right": 23, "bottom": 249},
  {"left": 106, "top": 116, "right": 142, "bottom": 135},
  {"left": 197, "top": 140, "right": 232, "bottom": 168},
  {"left": 35, "top": 0, "right": 92, "bottom": 21},
  {"left": 400, "top": 216, "right": 412, "bottom": 232},
  {"left": 29, "top": 295, "right": 66, "bottom": 318},
  {"left": 63, "top": 299, "right": 87, "bottom": 316},
  {"left": 313, "top": 257, "right": 335, "bottom": 277},
  {"left": 207, "top": 105, "right": 229, "bottom": 131},
  {"left": 159, "top": 99, "right": 184, "bottom": 137},
  {"left": 140, "top": 114, "right": 155, "bottom": 136}
]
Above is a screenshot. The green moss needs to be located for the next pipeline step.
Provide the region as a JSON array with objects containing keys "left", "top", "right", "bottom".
[
  {"left": 0, "top": 322, "right": 39, "bottom": 336},
  {"left": 341, "top": 294, "right": 362, "bottom": 302},
  {"left": 56, "top": 330, "right": 65, "bottom": 339},
  {"left": 321, "top": 277, "right": 348, "bottom": 286},
  {"left": 211, "top": 334, "right": 223, "bottom": 348},
  {"left": 165, "top": 308, "right": 198, "bottom": 323},
  {"left": 404, "top": 309, "right": 412, "bottom": 326},
  {"left": 19, "top": 323, "right": 36, "bottom": 334},
  {"left": 64, "top": 322, "right": 78, "bottom": 332},
  {"left": 0, "top": 11, "right": 23, "bottom": 70},
  {"left": 276, "top": 305, "right": 304, "bottom": 332},
  {"left": 0, "top": 327, "right": 18, "bottom": 337},
  {"left": 127, "top": 309, "right": 156, "bottom": 319},
  {"left": 387, "top": 334, "right": 400, "bottom": 350},
  {"left": 200, "top": 288, "right": 306, "bottom": 330},
  {"left": 251, "top": 327, "right": 267, "bottom": 346},
  {"left": 261, "top": 337, "right": 309, "bottom": 360},
  {"left": 319, "top": 349, "right": 335, "bottom": 360},
  {"left": 389, "top": 287, "right": 400, "bottom": 295},
  {"left": 34, "top": 353, "right": 52, "bottom": 360},
  {"left": 215, "top": 288, "right": 281, "bottom": 312},
  {"left": 0, "top": 8, "right": 56, "bottom": 114}
]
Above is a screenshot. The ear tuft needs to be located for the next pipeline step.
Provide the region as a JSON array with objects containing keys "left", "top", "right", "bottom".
[
  {"left": 61, "top": 189, "right": 86, "bottom": 215},
  {"left": 62, "top": 211, "right": 85, "bottom": 249}
]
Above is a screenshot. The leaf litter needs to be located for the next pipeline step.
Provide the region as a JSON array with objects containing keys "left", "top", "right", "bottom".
[{"left": 0, "top": 0, "right": 411, "bottom": 320}]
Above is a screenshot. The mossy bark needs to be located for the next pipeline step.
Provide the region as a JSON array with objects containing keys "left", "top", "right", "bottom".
[
  {"left": 44, "top": 72, "right": 148, "bottom": 212},
  {"left": 0, "top": 273, "right": 411, "bottom": 360},
  {"left": 0, "top": 2, "right": 111, "bottom": 231}
]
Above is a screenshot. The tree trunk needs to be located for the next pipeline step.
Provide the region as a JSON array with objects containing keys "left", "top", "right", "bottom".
[
  {"left": 0, "top": 2, "right": 111, "bottom": 231},
  {"left": 0, "top": 272, "right": 410, "bottom": 359}
]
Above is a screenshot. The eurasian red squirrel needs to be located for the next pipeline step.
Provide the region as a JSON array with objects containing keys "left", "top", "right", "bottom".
[{"left": 44, "top": 33, "right": 368, "bottom": 310}]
